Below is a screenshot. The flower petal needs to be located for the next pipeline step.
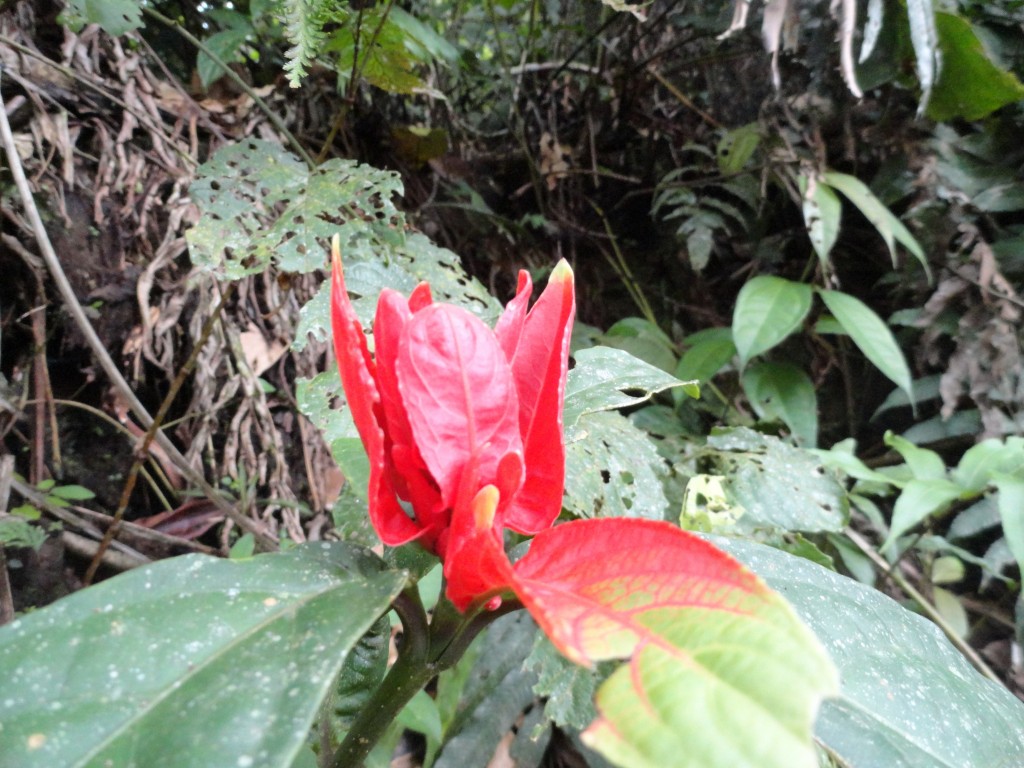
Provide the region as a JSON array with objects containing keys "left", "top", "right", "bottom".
[
  {"left": 494, "top": 270, "right": 532, "bottom": 362},
  {"left": 373, "top": 290, "right": 445, "bottom": 543},
  {"left": 443, "top": 482, "right": 516, "bottom": 611},
  {"left": 331, "top": 241, "right": 421, "bottom": 545},
  {"left": 398, "top": 304, "right": 524, "bottom": 508},
  {"left": 504, "top": 260, "right": 576, "bottom": 533}
]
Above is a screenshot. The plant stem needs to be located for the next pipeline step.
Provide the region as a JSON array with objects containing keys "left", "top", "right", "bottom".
[
  {"left": 329, "top": 637, "right": 435, "bottom": 768},
  {"left": 330, "top": 593, "right": 517, "bottom": 767}
]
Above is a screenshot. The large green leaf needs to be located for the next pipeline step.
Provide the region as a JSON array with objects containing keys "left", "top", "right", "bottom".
[
  {"left": 954, "top": 437, "right": 1024, "bottom": 494},
  {"left": 0, "top": 544, "right": 405, "bottom": 767},
  {"left": 715, "top": 537, "right": 1024, "bottom": 767},
  {"left": 732, "top": 276, "right": 813, "bottom": 368},
  {"left": 822, "top": 172, "right": 929, "bottom": 277},
  {"left": 818, "top": 289, "right": 914, "bottom": 401},
  {"left": 706, "top": 428, "right": 847, "bottom": 534},
  {"left": 741, "top": 361, "right": 819, "bottom": 447},
  {"left": 564, "top": 346, "right": 692, "bottom": 428},
  {"left": 995, "top": 477, "right": 1024, "bottom": 574},
  {"left": 927, "top": 12, "right": 1024, "bottom": 122},
  {"left": 600, "top": 318, "right": 679, "bottom": 374},
  {"left": 884, "top": 431, "right": 946, "bottom": 481},
  {"left": 512, "top": 519, "right": 838, "bottom": 768},
  {"left": 676, "top": 327, "right": 736, "bottom": 384}
]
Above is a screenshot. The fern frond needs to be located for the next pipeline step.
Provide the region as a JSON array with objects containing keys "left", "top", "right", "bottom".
[{"left": 281, "top": 0, "right": 335, "bottom": 87}]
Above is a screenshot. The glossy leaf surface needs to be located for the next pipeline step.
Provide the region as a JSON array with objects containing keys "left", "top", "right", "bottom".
[
  {"left": 0, "top": 544, "right": 405, "bottom": 768},
  {"left": 821, "top": 172, "right": 929, "bottom": 277},
  {"left": 927, "top": 13, "right": 1024, "bottom": 121},
  {"left": 732, "top": 276, "right": 813, "bottom": 368},
  {"left": 511, "top": 519, "right": 838, "bottom": 768},
  {"left": 715, "top": 537, "right": 1024, "bottom": 767},
  {"left": 565, "top": 346, "right": 690, "bottom": 428},
  {"left": 741, "top": 361, "right": 819, "bottom": 447},
  {"left": 819, "top": 289, "right": 914, "bottom": 401}
]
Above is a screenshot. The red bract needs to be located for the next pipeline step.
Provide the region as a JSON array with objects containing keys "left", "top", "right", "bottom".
[{"left": 330, "top": 241, "right": 575, "bottom": 610}]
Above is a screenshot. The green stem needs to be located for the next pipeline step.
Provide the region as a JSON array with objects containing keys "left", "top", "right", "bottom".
[
  {"left": 329, "top": 640, "right": 436, "bottom": 768},
  {"left": 330, "top": 593, "right": 520, "bottom": 767}
]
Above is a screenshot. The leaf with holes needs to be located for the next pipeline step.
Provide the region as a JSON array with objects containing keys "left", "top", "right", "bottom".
[
  {"left": 707, "top": 428, "right": 847, "bottom": 533},
  {"left": 564, "top": 411, "right": 670, "bottom": 521},
  {"left": 564, "top": 346, "right": 693, "bottom": 429},
  {"left": 58, "top": 0, "right": 142, "bottom": 35}
]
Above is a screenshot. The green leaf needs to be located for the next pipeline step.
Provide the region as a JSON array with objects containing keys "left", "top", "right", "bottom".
[
  {"left": 822, "top": 172, "right": 929, "bottom": 278},
  {"left": 954, "top": 438, "right": 1024, "bottom": 493},
  {"left": 198, "top": 28, "right": 252, "bottom": 88},
  {"left": 818, "top": 289, "right": 914, "bottom": 401},
  {"left": 717, "top": 123, "right": 760, "bottom": 174},
  {"left": 995, "top": 476, "right": 1024, "bottom": 574},
  {"left": 741, "top": 361, "right": 819, "bottom": 447},
  {"left": 883, "top": 431, "right": 946, "bottom": 481},
  {"left": 58, "top": 0, "right": 142, "bottom": 35},
  {"left": 676, "top": 327, "right": 736, "bottom": 384},
  {"left": 906, "top": 0, "right": 940, "bottom": 112},
  {"left": 714, "top": 536, "right": 1024, "bottom": 767},
  {"left": 564, "top": 411, "right": 670, "bottom": 522},
  {"left": 0, "top": 543, "right": 405, "bottom": 767},
  {"left": 882, "top": 478, "right": 967, "bottom": 551},
  {"left": 800, "top": 175, "right": 842, "bottom": 265},
  {"left": 47, "top": 485, "right": 95, "bottom": 501},
  {"left": 187, "top": 140, "right": 406, "bottom": 279},
  {"left": 927, "top": 12, "right": 1024, "bottom": 122},
  {"left": 296, "top": 371, "right": 371, "bottom": 503},
  {"left": 564, "top": 346, "right": 690, "bottom": 428},
  {"left": 526, "top": 634, "right": 609, "bottom": 731},
  {"left": 732, "top": 276, "right": 813, "bottom": 368},
  {"left": 600, "top": 318, "right": 678, "bottom": 373},
  {"left": 228, "top": 533, "right": 255, "bottom": 559},
  {"left": 397, "top": 690, "right": 443, "bottom": 760},
  {"left": 512, "top": 519, "right": 838, "bottom": 768},
  {"left": 0, "top": 519, "right": 46, "bottom": 549},
  {"left": 707, "top": 428, "right": 848, "bottom": 534}
]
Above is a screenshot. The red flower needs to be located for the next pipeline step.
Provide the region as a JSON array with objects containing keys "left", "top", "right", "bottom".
[{"left": 330, "top": 241, "right": 575, "bottom": 610}]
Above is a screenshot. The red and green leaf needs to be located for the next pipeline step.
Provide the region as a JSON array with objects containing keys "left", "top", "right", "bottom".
[{"left": 512, "top": 518, "right": 838, "bottom": 768}]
